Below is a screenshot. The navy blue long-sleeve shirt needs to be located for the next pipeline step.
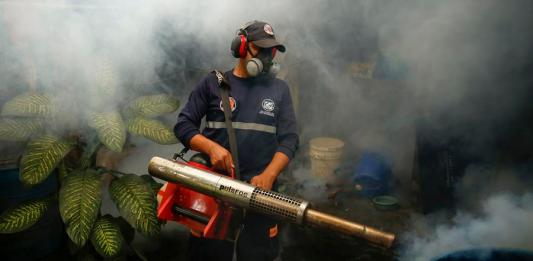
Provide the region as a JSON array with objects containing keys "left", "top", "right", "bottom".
[{"left": 174, "top": 70, "right": 299, "bottom": 181}]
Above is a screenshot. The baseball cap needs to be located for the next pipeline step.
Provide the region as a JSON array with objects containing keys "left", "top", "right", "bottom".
[{"left": 242, "top": 21, "right": 286, "bottom": 52}]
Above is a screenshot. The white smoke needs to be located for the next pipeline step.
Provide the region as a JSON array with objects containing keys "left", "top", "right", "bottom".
[
  {"left": 292, "top": 166, "right": 328, "bottom": 203},
  {"left": 2, "top": 1, "right": 533, "bottom": 259},
  {"left": 402, "top": 192, "right": 533, "bottom": 261},
  {"left": 400, "top": 162, "right": 533, "bottom": 260},
  {"left": 3, "top": 1, "right": 532, "bottom": 160}
]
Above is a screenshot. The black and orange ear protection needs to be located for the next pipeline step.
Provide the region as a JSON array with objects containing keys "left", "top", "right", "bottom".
[{"left": 231, "top": 27, "right": 249, "bottom": 58}]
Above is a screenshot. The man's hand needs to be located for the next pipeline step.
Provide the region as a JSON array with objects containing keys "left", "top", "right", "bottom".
[
  {"left": 250, "top": 152, "right": 290, "bottom": 191},
  {"left": 207, "top": 142, "right": 234, "bottom": 174},
  {"left": 190, "top": 134, "right": 234, "bottom": 174},
  {"left": 250, "top": 171, "right": 277, "bottom": 191}
]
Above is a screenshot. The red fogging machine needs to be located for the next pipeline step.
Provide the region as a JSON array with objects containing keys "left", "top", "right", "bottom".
[
  {"left": 149, "top": 154, "right": 396, "bottom": 248},
  {"left": 155, "top": 153, "right": 240, "bottom": 240}
]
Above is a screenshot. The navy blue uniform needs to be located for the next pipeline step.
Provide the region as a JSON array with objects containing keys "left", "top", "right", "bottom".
[
  {"left": 175, "top": 70, "right": 298, "bottom": 182},
  {"left": 174, "top": 70, "right": 299, "bottom": 261}
]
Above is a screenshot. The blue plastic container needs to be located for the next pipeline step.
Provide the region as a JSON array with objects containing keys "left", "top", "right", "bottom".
[
  {"left": 351, "top": 151, "right": 392, "bottom": 197},
  {"left": 432, "top": 248, "right": 533, "bottom": 261},
  {"left": 0, "top": 168, "right": 59, "bottom": 211},
  {"left": 0, "top": 168, "right": 63, "bottom": 260}
]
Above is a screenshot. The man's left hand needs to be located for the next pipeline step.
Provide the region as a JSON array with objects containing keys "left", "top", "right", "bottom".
[{"left": 250, "top": 171, "right": 277, "bottom": 191}]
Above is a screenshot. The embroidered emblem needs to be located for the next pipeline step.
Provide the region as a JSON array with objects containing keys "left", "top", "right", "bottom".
[
  {"left": 259, "top": 98, "right": 275, "bottom": 117},
  {"left": 262, "top": 99, "right": 275, "bottom": 112},
  {"left": 219, "top": 97, "right": 237, "bottom": 112},
  {"left": 264, "top": 24, "right": 274, "bottom": 36}
]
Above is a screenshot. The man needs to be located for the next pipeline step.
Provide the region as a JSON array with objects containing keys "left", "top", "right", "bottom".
[{"left": 174, "top": 21, "right": 299, "bottom": 260}]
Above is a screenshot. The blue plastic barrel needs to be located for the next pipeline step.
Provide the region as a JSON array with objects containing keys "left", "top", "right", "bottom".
[
  {"left": 351, "top": 151, "right": 392, "bottom": 197},
  {"left": 0, "top": 168, "right": 59, "bottom": 211},
  {"left": 0, "top": 167, "right": 64, "bottom": 260},
  {"left": 432, "top": 248, "right": 533, "bottom": 261}
]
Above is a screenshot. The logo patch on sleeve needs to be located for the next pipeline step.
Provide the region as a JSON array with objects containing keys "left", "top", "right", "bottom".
[{"left": 219, "top": 97, "right": 237, "bottom": 112}]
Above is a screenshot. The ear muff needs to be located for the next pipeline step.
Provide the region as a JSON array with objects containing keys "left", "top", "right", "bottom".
[
  {"left": 230, "top": 35, "right": 243, "bottom": 58},
  {"left": 238, "top": 35, "right": 247, "bottom": 58},
  {"left": 230, "top": 29, "right": 248, "bottom": 58}
]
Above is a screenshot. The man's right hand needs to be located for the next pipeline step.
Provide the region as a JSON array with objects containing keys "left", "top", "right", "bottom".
[
  {"left": 189, "top": 134, "right": 234, "bottom": 174},
  {"left": 207, "top": 143, "right": 234, "bottom": 174}
]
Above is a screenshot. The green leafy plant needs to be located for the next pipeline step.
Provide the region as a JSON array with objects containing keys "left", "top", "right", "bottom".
[
  {"left": 59, "top": 169, "right": 102, "bottom": 246},
  {"left": 20, "top": 135, "right": 75, "bottom": 185},
  {"left": 0, "top": 90, "right": 180, "bottom": 259},
  {"left": 110, "top": 174, "right": 160, "bottom": 237},
  {"left": 88, "top": 111, "right": 126, "bottom": 153},
  {"left": 90, "top": 215, "right": 124, "bottom": 258},
  {"left": 0, "top": 197, "right": 52, "bottom": 233}
]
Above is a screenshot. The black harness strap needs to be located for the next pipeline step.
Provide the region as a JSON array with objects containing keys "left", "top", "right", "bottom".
[{"left": 213, "top": 70, "right": 241, "bottom": 180}]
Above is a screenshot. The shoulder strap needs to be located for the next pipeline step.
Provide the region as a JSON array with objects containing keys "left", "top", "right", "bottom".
[{"left": 212, "top": 70, "right": 241, "bottom": 179}]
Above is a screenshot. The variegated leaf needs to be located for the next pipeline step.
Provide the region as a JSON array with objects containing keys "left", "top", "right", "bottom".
[
  {"left": 88, "top": 111, "right": 126, "bottom": 152},
  {"left": 0, "top": 197, "right": 51, "bottom": 233},
  {"left": 127, "top": 117, "right": 178, "bottom": 144},
  {"left": 140, "top": 174, "right": 163, "bottom": 195},
  {"left": 20, "top": 135, "right": 74, "bottom": 186},
  {"left": 90, "top": 215, "right": 123, "bottom": 258},
  {"left": 0, "top": 118, "right": 43, "bottom": 141},
  {"left": 127, "top": 94, "right": 180, "bottom": 118},
  {"left": 109, "top": 174, "right": 160, "bottom": 237},
  {"left": 1, "top": 92, "right": 52, "bottom": 117},
  {"left": 94, "top": 57, "right": 120, "bottom": 98},
  {"left": 57, "top": 160, "right": 70, "bottom": 183},
  {"left": 59, "top": 169, "right": 102, "bottom": 246}
]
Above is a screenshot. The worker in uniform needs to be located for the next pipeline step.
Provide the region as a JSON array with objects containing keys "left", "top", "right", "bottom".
[{"left": 174, "top": 20, "right": 299, "bottom": 261}]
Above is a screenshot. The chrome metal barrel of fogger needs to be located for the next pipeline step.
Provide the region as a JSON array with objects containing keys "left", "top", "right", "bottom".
[{"left": 148, "top": 156, "right": 395, "bottom": 248}]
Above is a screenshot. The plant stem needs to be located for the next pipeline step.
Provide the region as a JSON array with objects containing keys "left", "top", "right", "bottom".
[{"left": 79, "top": 131, "right": 101, "bottom": 169}]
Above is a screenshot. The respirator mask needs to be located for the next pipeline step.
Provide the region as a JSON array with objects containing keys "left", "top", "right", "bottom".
[{"left": 245, "top": 47, "right": 280, "bottom": 77}]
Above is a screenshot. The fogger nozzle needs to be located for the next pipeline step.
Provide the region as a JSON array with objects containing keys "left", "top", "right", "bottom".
[{"left": 148, "top": 157, "right": 395, "bottom": 248}]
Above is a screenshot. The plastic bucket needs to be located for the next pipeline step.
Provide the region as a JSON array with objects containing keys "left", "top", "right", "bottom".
[{"left": 309, "top": 137, "right": 344, "bottom": 184}]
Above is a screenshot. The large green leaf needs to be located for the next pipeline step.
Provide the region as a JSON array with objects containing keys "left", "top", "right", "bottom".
[
  {"left": 89, "top": 57, "right": 120, "bottom": 111},
  {"left": 88, "top": 111, "right": 126, "bottom": 152},
  {"left": 90, "top": 215, "right": 123, "bottom": 258},
  {"left": 93, "top": 56, "right": 119, "bottom": 98},
  {"left": 140, "top": 175, "right": 163, "bottom": 195},
  {"left": 1, "top": 92, "right": 52, "bottom": 117},
  {"left": 127, "top": 116, "right": 178, "bottom": 144},
  {"left": 127, "top": 94, "right": 180, "bottom": 118},
  {"left": 59, "top": 170, "right": 102, "bottom": 246},
  {"left": 109, "top": 174, "right": 160, "bottom": 237},
  {"left": 0, "top": 118, "right": 43, "bottom": 141},
  {"left": 0, "top": 197, "right": 51, "bottom": 233},
  {"left": 57, "top": 160, "right": 70, "bottom": 183},
  {"left": 20, "top": 135, "right": 74, "bottom": 186}
]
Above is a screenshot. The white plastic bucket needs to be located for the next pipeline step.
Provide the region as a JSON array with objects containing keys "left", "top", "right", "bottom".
[{"left": 309, "top": 137, "right": 344, "bottom": 183}]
